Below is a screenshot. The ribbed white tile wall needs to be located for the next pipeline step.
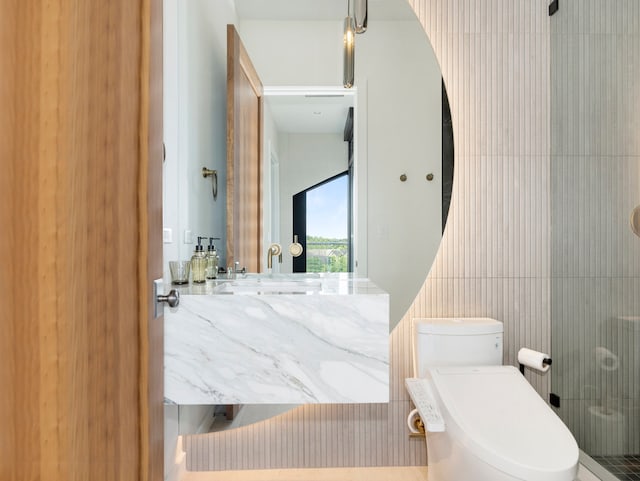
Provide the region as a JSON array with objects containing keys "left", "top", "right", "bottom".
[
  {"left": 185, "top": 402, "right": 426, "bottom": 470},
  {"left": 186, "top": 0, "right": 552, "bottom": 470},
  {"left": 550, "top": 0, "right": 640, "bottom": 457}
]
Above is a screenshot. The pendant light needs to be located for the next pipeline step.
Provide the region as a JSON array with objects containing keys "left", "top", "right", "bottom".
[
  {"left": 354, "top": 0, "right": 368, "bottom": 33},
  {"left": 343, "top": 0, "right": 355, "bottom": 88}
]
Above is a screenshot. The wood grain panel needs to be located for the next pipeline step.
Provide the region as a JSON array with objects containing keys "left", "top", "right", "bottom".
[
  {"left": 141, "top": 0, "right": 165, "bottom": 479},
  {"left": 226, "top": 24, "right": 263, "bottom": 272},
  {"left": 0, "top": 2, "right": 17, "bottom": 479},
  {"left": 0, "top": 1, "right": 162, "bottom": 479}
]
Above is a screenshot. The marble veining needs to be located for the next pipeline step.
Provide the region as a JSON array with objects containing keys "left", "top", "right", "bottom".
[{"left": 165, "top": 274, "right": 389, "bottom": 404}]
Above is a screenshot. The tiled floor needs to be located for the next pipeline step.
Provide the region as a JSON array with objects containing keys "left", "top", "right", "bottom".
[{"left": 593, "top": 455, "right": 640, "bottom": 481}]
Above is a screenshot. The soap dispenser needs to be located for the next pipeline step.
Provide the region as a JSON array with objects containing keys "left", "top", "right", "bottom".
[
  {"left": 206, "top": 237, "right": 219, "bottom": 279},
  {"left": 190, "top": 237, "right": 207, "bottom": 283}
]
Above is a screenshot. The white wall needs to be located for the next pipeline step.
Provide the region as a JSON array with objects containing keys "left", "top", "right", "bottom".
[
  {"left": 261, "top": 101, "right": 280, "bottom": 270},
  {"left": 163, "top": 0, "right": 236, "bottom": 282},
  {"left": 238, "top": 20, "right": 343, "bottom": 86}
]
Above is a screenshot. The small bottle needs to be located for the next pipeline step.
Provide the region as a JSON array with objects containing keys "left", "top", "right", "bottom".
[
  {"left": 206, "top": 237, "right": 219, "bottom": 279},
  {"left": 191, "top": 237, "right": 207, "bottom": 283}
]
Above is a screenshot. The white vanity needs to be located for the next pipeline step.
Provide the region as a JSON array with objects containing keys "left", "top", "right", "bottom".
[{"left": 164, "top": 273, "right": 389, "bottom": 405}]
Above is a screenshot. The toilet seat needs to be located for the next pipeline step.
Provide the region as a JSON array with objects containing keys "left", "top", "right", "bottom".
[{"left": 428, "top": 365, "right": 578, "bottom": 481}]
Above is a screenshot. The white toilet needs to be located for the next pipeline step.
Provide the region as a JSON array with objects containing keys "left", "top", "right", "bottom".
[{"left": 407, "top": 318, "right": 579, "bottom": 481}]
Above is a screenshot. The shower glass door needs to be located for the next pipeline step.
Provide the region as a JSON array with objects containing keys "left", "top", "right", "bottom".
[{"left": 550, "top": 2, "right": 640, "bottom": 479}]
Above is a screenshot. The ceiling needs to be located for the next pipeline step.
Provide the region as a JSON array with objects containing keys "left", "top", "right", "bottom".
[{"left": 265, "top": 94, "right": 354, "bottom": 134}]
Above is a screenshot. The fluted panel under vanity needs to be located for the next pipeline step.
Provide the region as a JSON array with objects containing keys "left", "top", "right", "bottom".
[
  {"left": 185, "top": 402, "right": 426, "bottom": 470},
  {"left": 187, "top": 0, "right": 552, "bottom": 470}
]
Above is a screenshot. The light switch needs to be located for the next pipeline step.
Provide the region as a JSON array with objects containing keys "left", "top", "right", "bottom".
[
  {"left": 163, "top": 228, "right": 173, "bottom": 244},
  {"left": 184, "top": 229, "right": 193, "bottom": 244}
]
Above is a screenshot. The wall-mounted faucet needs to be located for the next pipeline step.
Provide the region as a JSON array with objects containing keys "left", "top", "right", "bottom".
[
  {"left": 225, "top": 261, "right": 246, "bottom": 279},
  {"left": 289, "top": 235, "right": 303, "bottom": 257},
  {"left": 267, "top": 243, "right": 282, "bottom": 269}
]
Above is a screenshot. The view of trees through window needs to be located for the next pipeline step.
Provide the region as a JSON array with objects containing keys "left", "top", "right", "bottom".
[
  {"left": 305, "top": 174, "right": 349, "bottom": 273},
  {"left": 306, "top": 235, "right": 348, "bottom": 272}
]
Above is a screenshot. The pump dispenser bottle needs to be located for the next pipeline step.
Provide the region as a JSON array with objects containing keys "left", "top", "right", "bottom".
[
  {"left": 206, "top": 237, "right": 219, "bottom": 279},
  {"left": 191, "top": 237, "right": 207, "bottom": 283}
]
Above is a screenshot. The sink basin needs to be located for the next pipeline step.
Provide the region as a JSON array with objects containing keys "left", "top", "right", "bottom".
[{"left": 215, "top": 278, "right": 322, "bottom": 294}]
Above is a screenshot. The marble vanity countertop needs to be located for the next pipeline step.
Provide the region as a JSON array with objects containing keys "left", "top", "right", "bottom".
[
  {"left": 164, "top": 273, "right": 389, "bottom": 405},
  {"left": 169, "top": 272, "right": 388, "bottom": 296}
]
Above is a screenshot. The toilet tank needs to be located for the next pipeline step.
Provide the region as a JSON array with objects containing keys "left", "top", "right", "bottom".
[{"left": 412, "top": 318, "right": 504, "bottom": 378}]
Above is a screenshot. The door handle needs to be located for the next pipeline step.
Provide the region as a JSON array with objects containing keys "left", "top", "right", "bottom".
[
  {"left": 157, "top": 290, "right": 180, "bottom": 308},
  {"left": 153, "top": 279, "right": 180, "bottom": 318}
]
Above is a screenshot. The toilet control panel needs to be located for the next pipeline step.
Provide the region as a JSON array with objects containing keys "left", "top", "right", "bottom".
[{"left": 405, "top": 378, "right": 446, "bottom": 432}]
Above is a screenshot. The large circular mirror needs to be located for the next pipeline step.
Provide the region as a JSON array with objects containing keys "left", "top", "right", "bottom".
[{"left": 163, "top": 0, "right": 453, "bottom": 431}]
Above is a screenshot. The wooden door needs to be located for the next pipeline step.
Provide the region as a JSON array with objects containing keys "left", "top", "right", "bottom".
[
  {"left": 143, "top": 1, "right": 165, "bottom": 479},
  {"left": 226, "top": 24, "right": 263, "bottom": 272},
  {"left": 0, "top": 1, "right": 164, "bottom": 480}
]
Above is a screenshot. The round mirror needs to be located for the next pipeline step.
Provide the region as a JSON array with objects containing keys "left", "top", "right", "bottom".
[{"left": 163, "top": 0, "right": 453, "bottom": 430}]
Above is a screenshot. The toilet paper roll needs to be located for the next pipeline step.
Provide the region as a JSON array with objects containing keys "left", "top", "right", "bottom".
[
  {"left": 594, "top": 346, "right": 619, "bottom": 372},
  {"left": 407, "top": 408, "right": 421, "bottom": 434},
  {"left": 517, "top": 348, "right": 551, "bottom": 373}
]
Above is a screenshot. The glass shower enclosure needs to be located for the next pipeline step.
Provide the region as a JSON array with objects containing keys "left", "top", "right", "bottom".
[{"left": 550, "top": 1, "right": 640, "bottom": 480}]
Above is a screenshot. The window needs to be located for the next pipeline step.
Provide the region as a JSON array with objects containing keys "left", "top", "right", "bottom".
[{"left": 292, "top": 172, "right": 351, "bottom": 273}]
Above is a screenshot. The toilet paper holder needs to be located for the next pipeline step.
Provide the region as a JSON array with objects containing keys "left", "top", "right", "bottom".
[
  {"left": 519, "top": 359, "right": 551, "bottom": 375},
  {"left": 407, "top": 409, "right": 426, "bottom": 438},
  {"left": 519, "top": 356, "right": 552, "bottom": 375}
]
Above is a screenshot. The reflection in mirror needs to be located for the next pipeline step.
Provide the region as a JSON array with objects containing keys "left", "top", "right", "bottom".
[
  {"left": 262, "top": 89, "right": 355, "bottom": 274},
  {"left": 236, "top": 0, "right": 448, "bottom": 328},
  {"left": 163, "top": 0, "right": 453, "bottom": 436}
]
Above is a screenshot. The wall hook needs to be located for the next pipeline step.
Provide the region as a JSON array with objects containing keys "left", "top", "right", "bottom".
[{"left": 202, "top": 167, "right": 218, "bottom": 201}]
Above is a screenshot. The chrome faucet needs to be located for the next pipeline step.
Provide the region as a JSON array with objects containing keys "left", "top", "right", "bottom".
[{"left": 267, "top": 243, "right": 282, "bottom": 269}]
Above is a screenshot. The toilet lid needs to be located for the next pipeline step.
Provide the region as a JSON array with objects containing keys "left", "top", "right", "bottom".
[{"left": 429, "top": 366, "right": 579, "bottom": 481}]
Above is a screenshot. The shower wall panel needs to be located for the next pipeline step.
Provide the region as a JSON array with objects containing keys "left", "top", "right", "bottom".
[{"left": 550, "top": 0, "right": 640, "bottom": 457}]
